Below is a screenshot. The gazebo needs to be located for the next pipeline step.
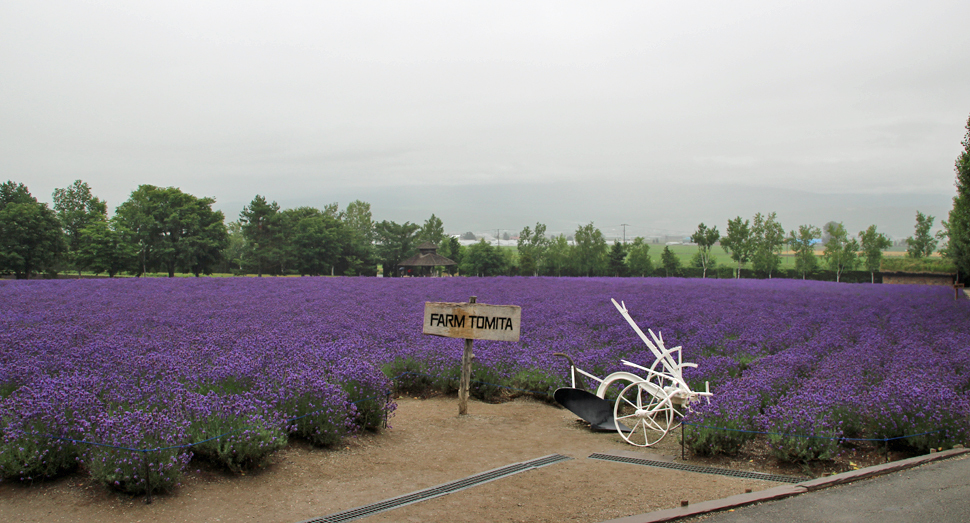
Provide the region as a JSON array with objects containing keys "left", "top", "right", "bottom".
[{"left": 399, "top": 242, "right": 456, "bottom": 277}]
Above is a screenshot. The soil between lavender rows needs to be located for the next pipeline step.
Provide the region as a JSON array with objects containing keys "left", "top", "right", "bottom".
[{"left": 0, "top": 395, "right": 899, "bottom": 523}]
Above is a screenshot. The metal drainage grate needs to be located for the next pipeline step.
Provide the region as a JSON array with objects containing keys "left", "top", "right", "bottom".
[
  {"left": 588, "top": 453, "right": 804, "bottom": 484},
  {"left": 299, "top": 454, "right": 572, "bottom": 523}
]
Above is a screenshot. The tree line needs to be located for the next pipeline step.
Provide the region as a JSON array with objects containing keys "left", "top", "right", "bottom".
[
  {"left": 3, "top": 114, "right": 969, "bottom": 281},
  {"left": 0, "top": 180, "right": 949, "bottom": 282}
]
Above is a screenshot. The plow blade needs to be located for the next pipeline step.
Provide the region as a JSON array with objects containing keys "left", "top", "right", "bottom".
[{"left": 554, "top": 388, "right": 631, "bottom": 433}]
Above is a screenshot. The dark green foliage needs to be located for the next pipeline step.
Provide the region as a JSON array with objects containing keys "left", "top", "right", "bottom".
[
  {"left": 906, "top": 211, "right": 937, "bottom": 258},
  {"left": 573, "top": 222, "right": 608, "bottom": 276},
  {"left": 879, "top": 256, "right": 956, "bottom": 273},
  {"left": 239, "top": 195, "right": 282, "bottom": 276},
  {"left": 460, "top": 239, "right": 510, "bottom": 276},
  {"left": 285, "top": 209, "right": 349, "bottom": 276},
  {"left": 188, "top": 417, "right": 287, "bottom": 473},
  {"left": 470, "top": 365, "right": 506, "bottom": 401},
  {"left": 436, "top": 236, "right": 463, "bottom": 275},
  {"left": 221, "top": 221, "right": 248, "bottom": 274},
  {"left": 510, "top": 369, "right": 561, "bottom": 402},
  {"left": 115, "top": 185, "right": 228, "bottom": 277},
  {"left": 0, "top": 181, "right": 65, "bottom": 279},
  {"left": 545, "top": 234, "right": 571, "bottom": 276},
  {"left": 720, "top": 218, "right": 751, "bottom": 279},
  {"left": 341, "top": 200, "right": 377, "bottom": 276},
  {"left": 691, "top": 222, "right": 722, "bottom": 278},
  {"left": 751, "top": 212, "right": 785, "bottom": 278},
  {"left": 517, "top": 223, "right": 549, "bottom": 276},
  {"left": 822, "top": 222, "right": 859, "bottom": 283},
  {"left": 626, "top": 237, "right": 652, "bottom": 276},
  {"left": 0, "top": 434, "right": 78, "bottom": 481},
  {"left": 374, "top": 220, "right": 421, "bottom": 277},
  {"left": 418, "top": 213, "right": 445, "bottom": 246},
  {"left": 52, "top": 180, "right": 108, "bottom": 276},
  {"left": 941, "top": 114, "right": 970, "bottom": 282},
  {"left": 77, "top": 220, "right": 139, "bottom": 277},
  {"left": 766, "top": 431, "right": 840, "bottom": 463},
  {"left": 859, "top": 225, "right": 892, "bottom": 283},
  {"left": 660, "top": 245, "right": 680, "bottom": 276},
  {"left": 684, "top": 416, "right": 754, "bottom": 456},
  {"left": 382, "top": 357, "right": 434, "bottom": 393},
  {"left": 789, "top": 225, "right": 821, "bottom": 279},
  {"left": 607, "top": 241, "right": 628, "bottom": 277}
]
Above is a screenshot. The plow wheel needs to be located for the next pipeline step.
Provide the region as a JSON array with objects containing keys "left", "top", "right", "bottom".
[
  {"left": 645, "top": 373, "right": 686, "bottom": 431},
  {"left": 613, "top": 381, "right": 674, "bottom": 447}
]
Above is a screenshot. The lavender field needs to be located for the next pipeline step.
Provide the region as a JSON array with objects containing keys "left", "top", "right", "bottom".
[{"left": 2, "top": 277, "right": 969, "bottom": 490}]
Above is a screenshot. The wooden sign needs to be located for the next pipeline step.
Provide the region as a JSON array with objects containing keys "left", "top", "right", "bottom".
[{"left": 423, "top": 301, "right": 521, "bottom": 342}]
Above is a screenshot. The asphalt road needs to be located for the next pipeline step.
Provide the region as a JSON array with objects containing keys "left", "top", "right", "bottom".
[{"left": 687, "top": 454, "right": 970, "bottom": 523}]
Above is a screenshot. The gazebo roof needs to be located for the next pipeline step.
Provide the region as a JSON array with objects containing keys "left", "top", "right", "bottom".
[
  {"left": 399, "top": 252, "right": 456, "bottom": 267},
  {"left": 399, "top": 242, "right": 456, "bottom": 267}
]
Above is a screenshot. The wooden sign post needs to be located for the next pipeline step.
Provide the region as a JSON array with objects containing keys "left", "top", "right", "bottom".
[{"left": 423, "top": 296, "right": 521, "bottom": 415}]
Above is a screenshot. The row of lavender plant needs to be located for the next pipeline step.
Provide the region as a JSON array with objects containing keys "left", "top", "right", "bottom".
[
  {"left": 0, "top": 277, "right": 396, "bottom": 492},
  {"left": 2, "top": 277, "right": 968, "bottom": 490}
]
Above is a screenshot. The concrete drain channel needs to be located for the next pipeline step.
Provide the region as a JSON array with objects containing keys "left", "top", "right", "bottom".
[
  {"left": 298, "top": 454, "right": 572, "bottom": 523},
  {"left": 588, "top": 452, "right": 805, "bottom": 484}
]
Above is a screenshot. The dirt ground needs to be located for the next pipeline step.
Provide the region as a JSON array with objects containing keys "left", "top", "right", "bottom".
[{"left": 1, "top": 395, "right": 866, "bottom": 523}]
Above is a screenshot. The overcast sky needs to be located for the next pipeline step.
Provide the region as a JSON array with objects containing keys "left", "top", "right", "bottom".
[{"left": 3, "top": 1, "right": 969, "bottom": 240}]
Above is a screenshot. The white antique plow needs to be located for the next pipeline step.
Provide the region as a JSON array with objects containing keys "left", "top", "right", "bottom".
[{"left": 553, "top": 299, "right": 712, "bottom": 447}]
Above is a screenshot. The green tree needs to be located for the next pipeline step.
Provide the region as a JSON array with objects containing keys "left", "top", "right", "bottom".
[
  {"left": 0, "top": 181, "right": 65, "bottom": 279},
  {"left": 287, "top": 210, "right": 349, "bottom": 276},
  {"left": 460, "top": 239, "right": 510, "bottom": 276},
  {"left": 115, "top": 185, "right": 228, "bottom": 277},
  {"left": 607, "top": 241, "right": 628, "bottom": 277},
  {"left": 436, "top": 236, "right": 462, "bottom": 276},
  {"left": 221, "top": 221, "right": 248, "bottom": 273},
  {"left": 859, "top": 224, "right": 892, "bottom": 284},
  {"left": 418, "top": 214, "right": 446, "bottom": 246},
  {"left": 277, "top": 206, "right": 325, "bottom": 275},
  {"left": 321, "top": 202, "right": 341, "bottom": 219},
  {"left": 626, "top": 237, "right": 653, "bottom": 276},
  {"left": 751, "top": 212, "right": 786, "bottom": 278},
  {"left": 52, "top": 180, "right": 108, "bottom": 276},
  {"left": 573, "top": 222, "right": 607, "bottom": 276},
  {"left": 940, "top": 113, "right": 970, "bottom": 281},
  {"left": 690, "top": 223, "right": 720, "bottom": 278},
  {"left": 517, "top": 222, "right": 549, "bottom": 277},
  {"left": 823, "top": 222, "right": 859, "bottom": 283},
  {"left": 906, "top": 211, "right": 937, "bottom": 258},
  {"left": 341, "top": 200, "right": 376, "bottom": 276},
  {"left": 660, "top": 245, "right": 680, "bottom": 277},
  {"left": 545, "top": 234, "right": 571, "bottom": 276},
  {"left": 76, "top": 220, "right": 138, "bottom": 277},
  {"left": 374, "top": 220, "right": 420, "bottom": 277},
  {"left": 690, "top": 250, "right": 717, "bottom": 272},
  {"left": 239, "top": 195, "right": 281, "bottom": 276},
  {"left": 720, "top": 218, "right": 753, "bottom": 279},
  {"left": 343, "top": 200, "right": 374, "bottom": 241},
  {"left": 788, "top": 225, "right": 821, "bottom": 279}
]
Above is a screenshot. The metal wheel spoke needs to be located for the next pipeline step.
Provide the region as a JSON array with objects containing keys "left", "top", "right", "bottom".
[{"left": 614, "top": 381, "right": 674, "bottom": 447}]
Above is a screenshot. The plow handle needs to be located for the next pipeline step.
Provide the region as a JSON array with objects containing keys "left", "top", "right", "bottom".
[{"left": 553, "top": 352, "right": 581, "bottom": 389}]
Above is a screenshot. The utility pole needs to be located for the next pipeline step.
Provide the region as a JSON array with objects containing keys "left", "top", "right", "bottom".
[{"left": 621, "top": 224, "right": 629, "bottom": 244}]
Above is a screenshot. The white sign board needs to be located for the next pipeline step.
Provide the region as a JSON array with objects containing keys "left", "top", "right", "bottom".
[{"left": 423, "top": 301, "right": 521, "bottom": 342}]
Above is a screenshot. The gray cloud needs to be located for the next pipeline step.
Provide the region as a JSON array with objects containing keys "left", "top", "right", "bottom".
[{"left": 2, "top": 1, "right": 968, "bottom": 238}]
